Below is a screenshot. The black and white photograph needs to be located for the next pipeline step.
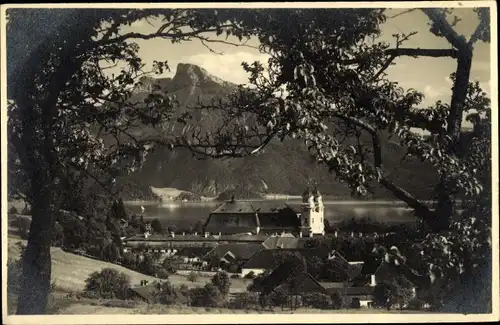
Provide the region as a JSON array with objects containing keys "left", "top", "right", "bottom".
[{"left": 1, "top": 1, "right": 498, "bottom": 323}]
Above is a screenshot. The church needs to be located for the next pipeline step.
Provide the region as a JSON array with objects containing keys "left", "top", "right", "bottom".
[{"left": 203, "top": 187, "right": 325, "bottom": 237}]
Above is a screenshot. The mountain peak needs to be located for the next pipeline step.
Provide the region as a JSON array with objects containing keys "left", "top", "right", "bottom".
[{"left": 172, "top": 63, "right": 233, "bottom": 88}]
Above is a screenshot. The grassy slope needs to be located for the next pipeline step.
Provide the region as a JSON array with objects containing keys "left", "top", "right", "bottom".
[{"left": 7, "top": 233, "right": 251, "bottom": 292}]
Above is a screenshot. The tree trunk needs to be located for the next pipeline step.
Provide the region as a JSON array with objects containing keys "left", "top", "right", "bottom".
[
  {"left": 448, "top": 47, "right": 473, "bottom": 150},
  {"left": 433, "top": 179, "right": 454, "bottom": 231},
  {"left": 16, "top": 190, "right": 56, "bottom": 314},
  {"left": 432, "top": 46, "right": 474, "bottom": 233}
]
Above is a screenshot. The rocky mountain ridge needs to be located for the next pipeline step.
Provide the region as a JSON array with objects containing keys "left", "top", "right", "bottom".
[{"left": 117, "top": 63, "right": 439, "bottom": 200}]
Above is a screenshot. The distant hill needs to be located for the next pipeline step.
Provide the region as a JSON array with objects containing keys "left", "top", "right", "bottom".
[{"left": 116, "top": 63, "right": 438, "bottom": 201}]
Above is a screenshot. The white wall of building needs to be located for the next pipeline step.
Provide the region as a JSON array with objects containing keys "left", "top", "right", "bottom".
[{"left": 241, "top": 268, "right": 266, "bottom": 278}]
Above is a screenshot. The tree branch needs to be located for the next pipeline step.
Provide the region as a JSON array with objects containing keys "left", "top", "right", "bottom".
[
  {"left": 421, "top": 8, "right": 468, "bottom": 51},
  {"left": 386, "top": 47, "right": 458, "bottom": 58},
  {"left": 329, "top": 113, "right": 441, "bottom": 231}
]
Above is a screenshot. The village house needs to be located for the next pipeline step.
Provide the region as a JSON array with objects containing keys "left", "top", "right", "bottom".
[
  {"left": 249, "top": 262, "right": 329, "bottom": 295},
  {"left": 202, "top": 242, "right": 266, "bottom": 273},
  {"left": 239, "top": 248, "right": 330, "bottom": 278},
  {"left": 128, "top": 280, "right": 158, "bottom": 303}
]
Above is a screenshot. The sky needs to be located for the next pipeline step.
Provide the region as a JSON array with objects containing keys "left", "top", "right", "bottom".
[
  {"left": 115, "top": 8, "right": 491, "bottom": 129},
  {"left": 4, "top": 7, "right": 492, "bottom": 122}
]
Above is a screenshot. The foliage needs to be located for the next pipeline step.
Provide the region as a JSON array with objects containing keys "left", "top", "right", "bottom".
[
  {"left": 174, "top": 192, "right": 202, "bottom": 202},
  {"left": 101, "top": 242, "right": 121, "bottom": 263},
  {"left": 8, "top": 258, "right": 23, "bottom": 294},
  {"left": 150, "top": 218, "right": 163, "bottom": 234},
  {"left": 6, "top": 7, "right": 492, "bottom": 314},
  {"left": 52, "top": 222, "right": 65, "bottom": 247},
  {"left": 228, "top": 292, "right": 260, "bottom": 309},
  {"left": 109, "top": 199, "right": 127, "bottom": 221},
  {"left": 189, "top": 283, "right": 224, "bottom": 308},
  {"left": 302, "top": 292, "right": 332, "bottom": 309},
  {"left": 407, "top": 298, "right": 426, "bottom": 310},
  {"left": 153, "top": 280, "right": 189, "bottom": 305},
  {"left": 373, "top": 275, "right": 414, "bottom": 310},
  {"left": 268, "top": 288, "right": 288, "bottom": 310},
  {"left": 350, "top": 297, "right": 361, "bottom": 309},
  {"left": 247, "top": 270, "right": 271, "bottom": 292},
  {"left": 330, "top": 291, "right": 343, "bottom": 309},
  {"left": 6, "top": 8, "right": 264, "bottom": 314},
  {"left": 305, "top": 255, "right": 324, "bottom": 279},
  {"left": 187, "top": 271, "right": 199, "bottom": 282},
  {"left": 122, "top": 252, "right": 140, "bottom": 270},
  {"left": 211, "top": 271, "right": 231, "bottom": 296},
  {"left": 161, "top": 257, "right": 177, "bottom": 275},
  {"left": 83, "top": 268, "right": 131, "bottom": 300},
  {"left": 244, "top": 271, "right": 256, "bottom": 279},
  {"left": 137, "top": 254, "right": 157, "bottom": 276}
]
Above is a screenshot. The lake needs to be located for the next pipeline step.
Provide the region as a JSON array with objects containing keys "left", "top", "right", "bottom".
[{"left": 124, "top": 200, "right": 417, "bottom": 229}]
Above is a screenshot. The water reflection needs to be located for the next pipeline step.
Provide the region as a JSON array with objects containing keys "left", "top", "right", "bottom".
[{"left": 125, "top": 200, "right": 416, "bottom": 229}]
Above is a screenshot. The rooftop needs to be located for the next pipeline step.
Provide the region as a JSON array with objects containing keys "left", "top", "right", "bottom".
[
  {"left": 241, "top": 248, "right": 329, "bottom": 270},
  {"left": 124, "top": 233, "right": 270, "bottom": 243},
  {"left": 129, "top": 283, "right": 159, "bottom": 302},
  {"left": 202, "top": 243, "right": 266, "bottom": 261},
  {"left": 262, "top": 236, "right": 308, "bottom": 249}
]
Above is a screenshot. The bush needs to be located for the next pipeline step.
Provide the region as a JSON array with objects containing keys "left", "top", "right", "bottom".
[
  {"left": 350, "top": 297, "right": 361, "bottom": 309},
  {"left": 187, "top": 271, "right": 199, "bottom": 282},
  {"left": 407, "top": 298, "right": 426, "bottom": 310},
  {"left": 151, "top": 218, "right": 163, "bottom": 234},
  {"left": 175, "top": 192, "right": 202, "bottom": 202},
  {"left": 230, "top": 274, "right": 240, "bottom": 279},
  {"left": 330, "top": 292, "right": 343, "bottom": 309},
  {"left": 156, "top": 269, "right": 171, "bottom": 279},
  {"left": 52, "top": 222, "right": 65, "bottom": 247},
  {"left": 162, "top": 257, "right": 177, "bottom": 275},
  {"left": 137, "top": 254, "right": 156, "bottom": 276},
  {"left": 268, "top": 289, "right": 288, "bottom": 310},
  {"left": 228, "top": 292, "right": 260, "bottom": 309},
  {"left": 102, "top": 300, "right": 137, "bottom": 308},
  {"left": 189, "top": 283, "right": 223, "bottom": 307},
  {"left": 9, "top": 206, "right": 18, "bottom": 214},
  {"left": 211, "top": 271, "right": 231, "bottom": 296},
  {"left": 244, "top": 271, "right": 256, "bottom": 279},
  {"left": 154, "top": 281, "right": 189, "bottom": 305},
  {"left": 303, "top": 292, "right": 332, "bottom": 309},
  {"left": 84, "top": 268, "right": 131, "bottom": 300},
  {"left": 7, "top": 258, "right": 23, "bottom": 294}
]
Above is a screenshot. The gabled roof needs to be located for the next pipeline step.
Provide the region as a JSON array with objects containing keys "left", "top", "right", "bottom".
[
  {"left": 319, "top": 282, "right": 350, "bottom": 289},
  {"left": 262, "top": 236, "right": 308, "bottom": 249},
  {"left": 324, "top": 286, "right": 375, "bottom": 296},
  {"left": 202, "top": 243, "right": 266, "bottom": 261},
  {"left": 218, "top": 233, "right": 270, "bottom": 242},
  {"left": 129, "top": 284, "right": 159, "bottom": 302},
  {"left": 250, "top": 262, "right": 327, "bottom": 295},
  {"left": 124, "top": 234, "right": 217, "bottom": 242},
  {"left": 241, "top": 248, "right": 329, "bottom": 270},
  {"left": 325, "top": 255, "right": 364, "bottom": 281}
]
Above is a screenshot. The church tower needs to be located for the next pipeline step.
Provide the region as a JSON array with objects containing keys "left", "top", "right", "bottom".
[
  {"left": 300, "top": 187, "right": 325, "bottom": 237},
  {"left": 312, "top": 188, "right": 325, "bottom": 235}
]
